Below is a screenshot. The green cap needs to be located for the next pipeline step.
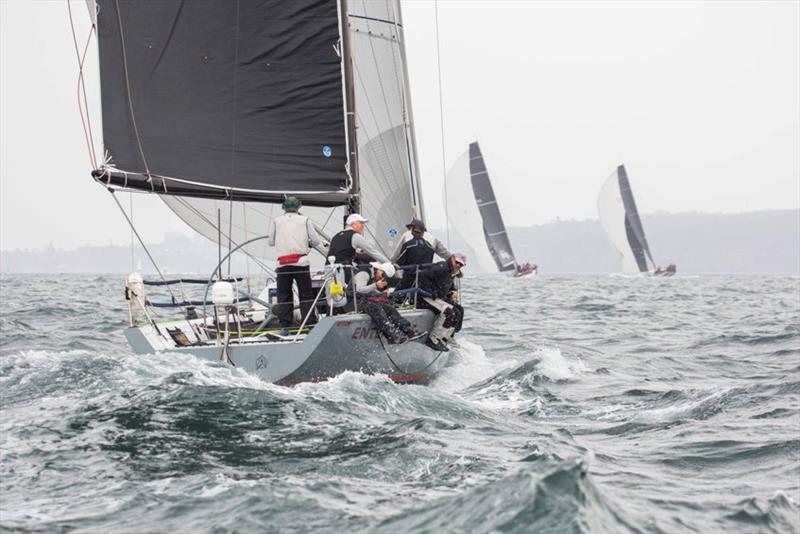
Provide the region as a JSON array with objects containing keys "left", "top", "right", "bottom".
[{"left": 282, "top": 196, "right": 302, "bottom": 212}]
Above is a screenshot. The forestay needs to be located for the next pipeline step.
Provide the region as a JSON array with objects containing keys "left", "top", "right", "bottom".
[{"left": 597, "top": 164, "right": 655, "bottom": 273}]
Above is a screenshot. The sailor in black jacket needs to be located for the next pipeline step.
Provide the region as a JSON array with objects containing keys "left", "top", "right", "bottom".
[
  {"left": 391, "top": 218, "right": 451, "bottom": 289},
  {"left": 416, "top": 253, "right": 466, "bottom": 351}
]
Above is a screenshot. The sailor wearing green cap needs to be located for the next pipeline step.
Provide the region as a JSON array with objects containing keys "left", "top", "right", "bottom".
[{"left": 269, "top": 197, "right": 326, "bottom": 334}]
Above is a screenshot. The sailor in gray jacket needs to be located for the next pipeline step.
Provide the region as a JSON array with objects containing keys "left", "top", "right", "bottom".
[{"left": 269, "top": 197, "right": 326, "bottom": 334}]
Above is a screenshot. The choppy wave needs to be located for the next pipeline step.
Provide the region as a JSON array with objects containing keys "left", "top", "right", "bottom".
[{"left": 1, "top": 274, "right": 799, "bottom": 533}]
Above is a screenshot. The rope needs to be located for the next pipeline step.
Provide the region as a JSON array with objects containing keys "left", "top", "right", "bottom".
[
  {"left": 434, "top": 0, "right": 450, "bottom": 248},
  {"left": 226, "top": 1, "right": 241, "bottom": 277},
  {"left": 129, "top": 192, "right": 134, "bottom": 272},
  {"left": 66, "top": 0, "right": 97, "bottom": 169},
  {"left": 376, "top": 333, "right": 406, "bottom": 374}
]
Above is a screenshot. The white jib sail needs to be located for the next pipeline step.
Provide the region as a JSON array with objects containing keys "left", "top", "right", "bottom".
[
  {"left": 597, "top": 171, "right": 640, "bottom": 273},
  {"left": 444, "top": 150, "right": 499, "bottom": 274}
]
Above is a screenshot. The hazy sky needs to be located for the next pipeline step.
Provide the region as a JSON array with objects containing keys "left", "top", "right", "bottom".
[{"left": 1, "top": 0, "right": 798, "bottom": 250}]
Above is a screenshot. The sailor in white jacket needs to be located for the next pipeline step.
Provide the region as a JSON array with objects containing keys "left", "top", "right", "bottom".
[{"left": 268, "top": 197, "right": 326, "bottom": 333}]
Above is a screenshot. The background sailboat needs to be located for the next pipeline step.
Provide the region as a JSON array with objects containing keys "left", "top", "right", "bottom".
[
  {"left": 445, "top": 141, "right": 536, "bottom": 276},
  {"left": 598, "top": 164, "right": 674, "bottom": 275}
]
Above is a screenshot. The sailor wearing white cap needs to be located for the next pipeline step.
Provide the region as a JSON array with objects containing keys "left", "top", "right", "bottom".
[{"left": 326, "top": 213, "right": 390, "bottom": 283}]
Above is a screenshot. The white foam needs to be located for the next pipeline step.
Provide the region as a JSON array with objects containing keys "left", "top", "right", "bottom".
[
  {"left": 430, "top": 338, "right": 512, "bottom": 393},
  {"left": 1, "top": 348, "right": 289, "bottom": 401},
  {"left": 632, "top": 387, "right": 733, "bottom": 424},
  {"left": 533, "top": 346, "right": 588, "bottom": 381}
]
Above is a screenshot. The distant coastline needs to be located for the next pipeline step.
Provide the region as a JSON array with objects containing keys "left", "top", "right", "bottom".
[{"left": 1, "top": 209, "right": 798, "bottom": 275}]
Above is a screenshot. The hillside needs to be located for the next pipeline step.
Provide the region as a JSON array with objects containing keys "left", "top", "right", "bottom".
[{"left": 1, "top": 210, "right": 798, "bottom": 274}]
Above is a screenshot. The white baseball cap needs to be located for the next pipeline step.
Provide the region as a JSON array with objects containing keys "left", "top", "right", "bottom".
[
  {"left": 371, "top": 261, "right": 396, "bottom": 278},
  {"left": 346, "top": 213, "right": 369, "bottom": 226}
]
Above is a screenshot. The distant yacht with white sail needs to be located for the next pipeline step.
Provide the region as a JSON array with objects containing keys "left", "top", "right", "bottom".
[
  {"left": 445, "top": 141, "right": 537, "bottom": 277},
  {"left": 597, "top": 164, "right": 676, "bottom": 276}
]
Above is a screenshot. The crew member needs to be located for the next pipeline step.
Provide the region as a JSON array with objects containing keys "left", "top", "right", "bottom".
[
  {"left": 390, "top": 218, "right": 451, "bottom": 289},
  {"left": 326, "top": 213, "right": 390, "bottom": 283},
  {"left": 416, "top": 253, "right": 466, "bottom": 351},
  {"left": 269, "top": 197, "right": 326, "bottom": 335},
  {"left": 353, "top": 262, "right": 417, "bottom": 344}
]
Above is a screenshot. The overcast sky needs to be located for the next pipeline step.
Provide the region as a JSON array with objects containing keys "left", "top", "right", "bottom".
[{"left": 1, "top": 0, "right": 798, "bottom": 251}]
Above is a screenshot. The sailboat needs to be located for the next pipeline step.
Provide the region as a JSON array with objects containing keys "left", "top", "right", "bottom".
[
  {"left": 78, "top": 0, "right": 451, "bottom": 384},
  {"left": 445, "top": 141, "right": 537, "bottom": 277},
  {"left": 597, "top": 164, "right": 676, "bottom": 276}
]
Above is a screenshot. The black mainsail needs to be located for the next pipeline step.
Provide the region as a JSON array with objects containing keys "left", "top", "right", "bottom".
[
  {"left": 90, "top": 0, "right": 425, "bottom": 260},
  {"left": 468, "top": 142, "right": 517, "bottom": 272},
  {"left": 597, "top": 164, "right": 656, "bottom": 273},
  {"left": 94, "top": 0, "right": 349, "bottom": 204}
]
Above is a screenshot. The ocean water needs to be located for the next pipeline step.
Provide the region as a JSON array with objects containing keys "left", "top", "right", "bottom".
[{"left": 1, "top": 273, "right": 798, "bottom": 533}]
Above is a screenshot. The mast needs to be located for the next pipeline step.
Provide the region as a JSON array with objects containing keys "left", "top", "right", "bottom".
[{"left": 340, "top": 0, "right": 360, "bottom": 216}]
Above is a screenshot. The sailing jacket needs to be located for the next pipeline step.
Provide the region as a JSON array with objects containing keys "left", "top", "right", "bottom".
[
  {"left": 416, "top": 261, "right": 458, "bottom": 300},
  {"left": 268, "top": 212, "right": 325, "bottom": 267},
  {"left": 327, "top": 227, "right": 390, "bottom": 273},
  {"left": 390, "top": 230, "right": 450, "bottom": 264}
]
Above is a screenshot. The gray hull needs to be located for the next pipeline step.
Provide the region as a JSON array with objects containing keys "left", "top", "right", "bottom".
[{"left": 125, "top": 310, "right": 449, "bottom": 385}]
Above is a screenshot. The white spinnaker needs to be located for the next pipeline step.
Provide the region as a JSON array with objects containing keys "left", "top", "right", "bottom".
[
  {"left": 597, "top": 171, "right": 639, "bottom": 273},
  {"left": 349, "top": 0, "right": 419, "bottom": 257},
  {"left": 444, "top": 151, "right": 498, "bottom": 274},
  {"left": 161, "top": 197, "right": 344, "bottom": 267}
]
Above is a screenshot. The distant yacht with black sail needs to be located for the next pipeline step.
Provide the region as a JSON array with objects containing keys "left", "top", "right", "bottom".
[
  {"left": 597, "top": 164, "right": 676, "bottom": 276},
  {"left": 445, "top": 141, "right": 537, "bottom": 277}
]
